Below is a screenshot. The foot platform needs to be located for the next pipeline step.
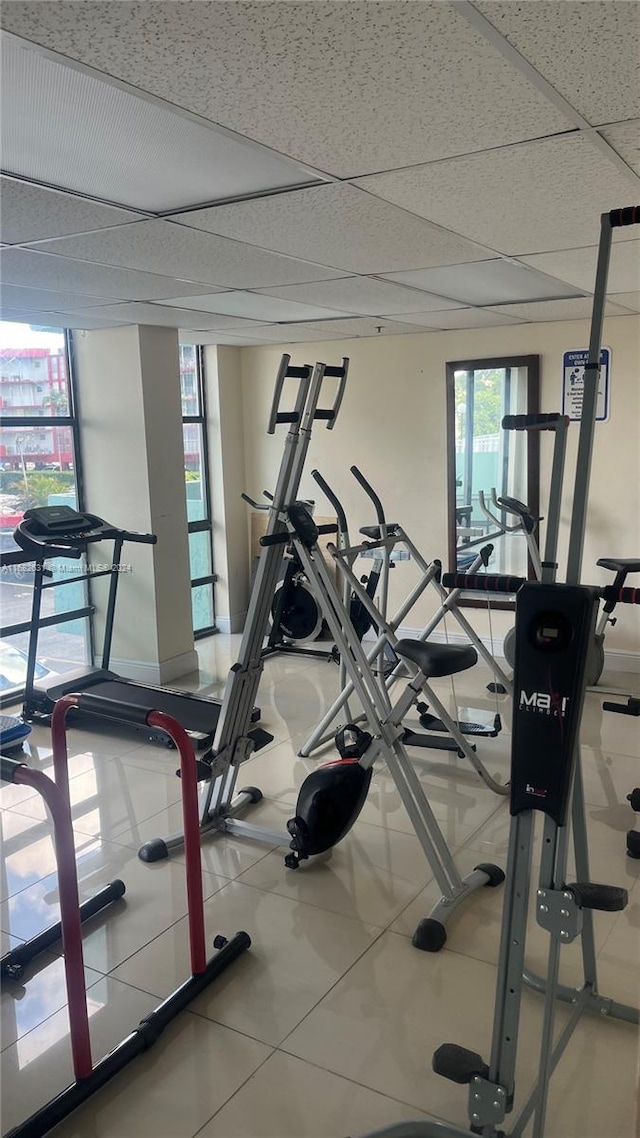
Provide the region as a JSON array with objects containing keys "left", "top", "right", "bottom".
[
  {"left": 432, "top": 1043, "right": 489, "bottom": 1084},
  {"left": 568, "top": 882, "right": 628, "bottom": 911}
]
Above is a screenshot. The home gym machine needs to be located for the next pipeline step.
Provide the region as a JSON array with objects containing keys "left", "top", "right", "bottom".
[
  {"left": 354, "top": 205, "right": 640, "bottom": 1138},
  {"left": 12, "top": 507, "right": 260, "bottom": 750},
  {"left": 140, "top": 355, "right": 504, "bottom": 950},
  {"left": 1, "top": 693, "right": 249, "bottom": 1138}
]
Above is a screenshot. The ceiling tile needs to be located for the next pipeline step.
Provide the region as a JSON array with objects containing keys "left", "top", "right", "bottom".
[
  {"left": 25, "top": 220, "right": 345, "bottom": 288},
  {"left": 487, "top": 298, "right": 630, "bottom": 322},
  {"left": 237, "top": 317, "right": 436, "bottom": 343},
  {"left": 0, "top": 176, "right": 142, "bottom": 244},
  {"left": 474, "top": 1, "right": 640, "bottom": 126},
  {"left": 161, "top": 291, "right": 348, "bottom": 322},
  {"left": 0, "top": 247, "right": 225, "bottom": 302},
  {"left": 609, "top": 291, "right": 640, "bottom": 312},
  {"left": 380, "top": 259, "right": 581, "bottom": 306},
  {"left": 171, "top": 184, "right": 494, "bottom": 275},
  {"left": 23, "top": 309, "right": 132, "bottom": 330},
  {"left": 355, "top": 135, "right": 639, "bottom": 256},
  {"left": 1, "top": 34, "right": 317, "bottom": 212},
  {"left": 68, "top": 302, "right": 268, "bottom": 332},
  {"left": 520, "top": 241, "right": 640, "bottom": 295},
  {"left": 255, "top": 276, "right": 464, "bottom": 316},
  {"left": 1, "top": 4, "right": 573, "bottom": 178},
  {"left": 1, "top": 282, "right": 114, "bottom": 314},
  {"left": 178, "top": 330, "right": 268, "bottom": 346},
  {"left": 598, "top": 120, "right": 640, "bottom": 177},
  {"left": 391, "top": 308, "right": 524, "bottom": 330}
]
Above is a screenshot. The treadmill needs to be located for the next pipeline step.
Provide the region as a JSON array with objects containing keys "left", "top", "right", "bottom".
[{"left": 14, "top": 505, "right": 261, "bottom": 750}]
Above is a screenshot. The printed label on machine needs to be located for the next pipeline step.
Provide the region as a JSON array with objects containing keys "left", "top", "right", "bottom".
[{"left": 562, "top": 348, "right": 610, "bottom": 422}]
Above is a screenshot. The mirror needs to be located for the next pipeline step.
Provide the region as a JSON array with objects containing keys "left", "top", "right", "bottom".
[{"left": 446, "top": 355, "right": 540, "bottom": 604}]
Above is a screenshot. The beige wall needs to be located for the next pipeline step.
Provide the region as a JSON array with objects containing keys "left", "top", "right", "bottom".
[
  {"left": 238, "top": 313, "right": 640, "bottom": 663},
  {"left": 74, "top": 324, "right": 197, "bottom": 682}
]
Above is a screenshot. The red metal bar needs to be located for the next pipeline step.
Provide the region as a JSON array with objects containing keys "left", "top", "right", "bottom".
[
  {"left": 14, "top": 721, "right": 93, "bottom": 1081},
  {"left": 147, "top": 711, "right": 207, "bottom": 975}
]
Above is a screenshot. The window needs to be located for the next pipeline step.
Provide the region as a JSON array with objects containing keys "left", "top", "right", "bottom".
[
  {"left": 0, "top": 322, "right": 89, "bottom": 702},
  {"left": 180, "top": 344, "right": 217, "bottom": 637},
  {"left": 446, "top": 355, "right": 540, "bottom": 601}
]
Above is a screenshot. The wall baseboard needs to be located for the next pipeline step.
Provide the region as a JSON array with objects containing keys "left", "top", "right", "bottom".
[
  {"left": 216, "top": 611, "right": 247, "bottom": 635},
  {"left": 107, "top": 649, "right": 199, "bottom": 686}
]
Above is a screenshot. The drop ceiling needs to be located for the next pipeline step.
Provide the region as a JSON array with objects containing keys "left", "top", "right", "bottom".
[{"left": 0, "top": 1, "right": 638, "bottom": 344}]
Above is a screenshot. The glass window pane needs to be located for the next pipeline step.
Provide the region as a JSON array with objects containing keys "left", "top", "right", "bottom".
[
  {"left": 191, "top": 583, "right": 214, "bottom": 633},
  {"left": 179, "top": 344, "right": 199, "bottom": 416},
  {"left": 188, "top": 529, "right": 212, "bottom": 580},
  {"left": 184, "top": 423, "right": 207, "bottom": 522},
  {"left": 0, "top": 323, "right": 70, "bottom": 414},
  {"left": 1, "top": 425, "right": 77, "bottom": 528}
]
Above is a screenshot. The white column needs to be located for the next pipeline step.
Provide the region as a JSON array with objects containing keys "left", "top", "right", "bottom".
[
  {"left": 73, "top": 324, "right": 197, "bottom": 683},
  {"left": 205, "top": 345, "right": 250, "bottom": 633}
]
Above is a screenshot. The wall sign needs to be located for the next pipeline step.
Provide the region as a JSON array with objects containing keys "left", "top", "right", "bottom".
[{"left": 562, "top": 348, "right": 611, "bottom": 422}]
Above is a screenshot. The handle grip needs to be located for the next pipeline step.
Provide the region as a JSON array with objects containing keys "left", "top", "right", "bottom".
[
  {"left": 241, "top": 492, "right": 270, "bottom": 511},
  {"left": 442, "top": 572, "right": 526, "bottom": 593},
  {"left": 609, "top": 206, "right": 640, "bottom": 228},
  {"left": 260, "top": 531, "right": 290, "bottom": 547},
  {"left": 316, "top": 524, "right": 339, "bottom": 536},
  {"left": 122, "top": 531, "right": 157, "bottom": 545},
  {"left": 502, "top": 413, "right": 569, "bottom": 431},
  {"left": 318, "top": 358, "right": 349, "bottom": 431},
  {"left": 267, "top": 354, "right": 313, "bottom": 434},
  {"left": 350, "top": 465, "right": 385, "bottom": 525},
  {"left": 311, "top": 470, "right": 348, "bottom": 536},
  {"left": 601, "top": 585, "right": 640, "bottom": 605}
]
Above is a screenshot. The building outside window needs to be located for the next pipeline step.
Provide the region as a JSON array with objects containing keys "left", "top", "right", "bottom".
[
  {"left": 0, "top": 322, "right": 89, "bottom": 702},
  {"left": 180, "top": 344, "right": 217, "bottom": 637}
]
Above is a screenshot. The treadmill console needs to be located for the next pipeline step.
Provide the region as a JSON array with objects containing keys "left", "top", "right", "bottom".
[{"left": 24, "top": 506, "right": 94, "bottom": 535}]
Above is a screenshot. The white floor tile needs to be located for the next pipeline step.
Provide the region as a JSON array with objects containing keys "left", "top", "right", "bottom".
[
  {"left": 198, "top": 1049, "right": 435, "bottom": 1137},
  {"left": 112, "top": 880, "right": 381, "bottom": 1046}
]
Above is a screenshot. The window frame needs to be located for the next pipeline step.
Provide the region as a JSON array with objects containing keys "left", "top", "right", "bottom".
[
  {"left": 181, "top": 344, "right": 217, "bottom": 639},
  {"left": 445, "top": 354, "right": 540, "bottom": 610},
  {"left": 0, "top": 327, "right": 91, "bottom": 706}
]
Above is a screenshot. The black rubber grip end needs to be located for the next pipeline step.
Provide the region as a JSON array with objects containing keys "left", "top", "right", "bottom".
[{"left": 609, "top": 206, "right": 640, "bottom": 228}]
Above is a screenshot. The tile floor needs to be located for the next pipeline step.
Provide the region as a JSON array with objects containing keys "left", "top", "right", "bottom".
[{"left": 1, "top": 638, "right": 639, "bottom": 1138}]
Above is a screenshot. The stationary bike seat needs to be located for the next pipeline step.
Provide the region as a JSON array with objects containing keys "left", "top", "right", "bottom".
[
  {"left": 395, "top": 639, "right": 477, "bottom": 678},
  {"left": 359, "top": 524, "right": 399, "bottom": 540},
  {"left": 597, "top": 557, "right": 640, "bottom": 574}
]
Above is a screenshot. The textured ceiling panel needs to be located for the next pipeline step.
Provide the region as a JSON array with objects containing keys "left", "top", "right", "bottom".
[
  {"left": 391, "top": 308, "right": 523, "bottom": 330},
  {"left": 609, "top": 291, "right": 640, "bottom": 313},
  {"left": 474, "top": 2, "right": 640, "bottom": 126},
  {"left": 21, "top": 309, "right": 132, "bottom": 329},
  {"left": 0, "top": 282, "right": 114, "bottom": 313},
  {"left": 178, "top": 329, "right": 269, "bottom": 346},
  {"left": 255, "top": 276, "right": 464, "bottom": 316},
  {"left": 356, "top": 135, "right": 639, "bottom": 257},
  {"left": 488, "top": 298, "right": 630, "bottom": 322},
  {"left": 172, "top": 184, "right": 493, "bottom": 275},
  {"left": 69, "top": 302, "right": 269, "bottom": 332},
  {"left": 520, "top": 241, "right": 640, "bottom": 296},
  {"left": 380, "top": 259, "right": 580, "bottom": 306},
  {"left": 235, "top": 317, "right": 428, "bottom": 342},
  {"left": 26, "top": 220, "right": 345, "bottom": 288},
  {"left": 0, "top": 176, "right": 141, "bottom": 244},
  {"left": 161, "top": 292, "right": 348, "bottom": 322},
  {"left": 599, "top": 120, "right": 640, "bottom": 177},
  {"left": 0, "top": 248, "right": 224, "bottom": 301},
  {"left": 0, "top": 4, "right": 573, "bottom": 177},
  {"left": 1, "top": 34, "right": 315, "bottom": 211}
]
